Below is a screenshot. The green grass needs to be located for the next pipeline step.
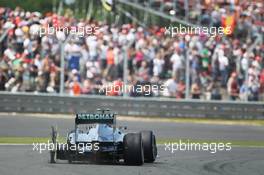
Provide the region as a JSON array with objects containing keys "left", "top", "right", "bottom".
[
  {"left": 0, "top": 137, "right": 65, "bottom": 144},
  {"left": 157, "top": 138, "right": 264, "bottom": 147},
  {"left": 136, "top": 117, "right": 264, "bottom": 126},
  {"left": 0, "top": 137, "right": 263, "bottom": 147}
]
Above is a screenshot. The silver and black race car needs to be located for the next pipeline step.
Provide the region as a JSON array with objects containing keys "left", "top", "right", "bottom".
[{"left": 49, "top": 109, "right": 157, "bottom": 165}]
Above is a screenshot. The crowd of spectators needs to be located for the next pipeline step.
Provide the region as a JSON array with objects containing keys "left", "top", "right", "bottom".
[{"left": 0, "top": 1, "right": 263, "bottom": 101}]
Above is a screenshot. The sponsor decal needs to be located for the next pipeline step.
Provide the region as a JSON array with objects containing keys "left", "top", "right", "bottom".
[
  {"left": 75, "top": 113, "right": 115, "bottom": 124},
  {"left": 77, "top": 113, "right": 114, "bottom": 120}
]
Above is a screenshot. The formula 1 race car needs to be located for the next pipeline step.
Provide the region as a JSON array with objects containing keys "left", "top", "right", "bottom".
[{"left": 49, "top": 109, "right": 157, "bottom": 165}]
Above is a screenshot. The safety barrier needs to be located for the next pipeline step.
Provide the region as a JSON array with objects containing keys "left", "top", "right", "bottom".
[{"left": 0, "top": 92, "right": 263, "bottom": 119}]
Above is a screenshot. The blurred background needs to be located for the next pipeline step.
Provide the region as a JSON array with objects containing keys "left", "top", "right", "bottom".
[{"left": 0, "top": 0, "right": 263, "bottom": 101}]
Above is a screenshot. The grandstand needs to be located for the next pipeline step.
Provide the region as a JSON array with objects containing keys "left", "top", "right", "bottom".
[{"left": 0, "top": 0, "right": 263, "bottom": 101}]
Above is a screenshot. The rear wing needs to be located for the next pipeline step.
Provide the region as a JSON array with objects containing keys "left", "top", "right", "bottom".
[
  {"left": 75, "top": 113, "right": 115, "bottom": 125},
  {"left": 74, "top": 109, "right": 117, "bottom": 147}
]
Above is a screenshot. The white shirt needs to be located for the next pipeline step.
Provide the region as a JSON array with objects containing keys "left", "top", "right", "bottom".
[
  {"left": 153, "top": 58, "right": 164, "bottom": 76},
  {"left": 163, "top": 79, "right": 177, "bottom": 97},
  {"left": 170, "top": 53, "right": 183, "bottom": 71},
  {"left": 4, "top": 48, "right": 16, "bottom": 60},
  {"left": 86, "top": 36, "right": 98, "bottom": 58},
  {"left": 218, "top": 55, "right": 229, "bottom": 70},
  {"left": 241, "top": 57, "right": 248, "bottom": 71}
]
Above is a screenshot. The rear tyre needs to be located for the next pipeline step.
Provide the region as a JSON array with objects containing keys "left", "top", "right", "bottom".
[
  {"left": 123, "top": 133, "right": 144, "bottom": 165},
  {"left": 141, "top": 131, "right": 157, "bottom": 162}
]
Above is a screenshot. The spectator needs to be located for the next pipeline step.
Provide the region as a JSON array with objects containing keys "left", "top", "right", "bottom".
[
  {"left": 0, "top": 4, "right": 263, "bottom": 101},
  {"left": 227, "top": 72, "right": 239, "bottom": 100},
  {"left": 105, "top": 45, "right": 116, "bottom": 80},
  {"left": 191, "top": 80, "right": 201, "bottom": 99},
  {"left": 162, "top": 76, "right": 177, "bottom": 97},
  {"left": 153, "top": 51, "right": 164, "bottom": 77},
  {"left": 176, "top": 78, "right": 185, "bottom": 99},
  {"left": 170, "top": 49, "right": 184, "bottom": 81},
  {"left": 41, "top": 55, "right": 51, "bottom": 92},
  {"left": 218, "top": 49, "right": 229, "bottom": 87},
  {"left": 70, "top": 76, "right": 81, "bottom": 96},
  {"left": 210, "top": 81, "right": 222, "bottom": 100},
  {"left": 0, "top": 67, "right": 8, "bottom": 90},
  {"left": 239, "top": 80, "right": 249, "bottom": 101},
  {"left": 248, "top": 75, "right": 260, "bottom": 101},
  {"left": 137, "top": 61, "right": 149, "bottom": 82}
]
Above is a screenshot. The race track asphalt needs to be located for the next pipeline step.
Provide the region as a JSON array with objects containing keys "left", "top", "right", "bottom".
[
  {"left": 0, "top": 145, "right": 263, "bottom": 175},
  {"left": 0, "top": 114, "right": 264, "bottom": 141},
  {"left": 0, "top": 113, "right": 263, "bottom": 175}
]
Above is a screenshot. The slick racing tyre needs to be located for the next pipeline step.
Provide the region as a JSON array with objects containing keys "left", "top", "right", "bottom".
[
  {"left": 123, "top": 133, "right": 144, "bottom": 165},
  {"left": 141, "top": 131, "right": 157, "bottom": 163}
]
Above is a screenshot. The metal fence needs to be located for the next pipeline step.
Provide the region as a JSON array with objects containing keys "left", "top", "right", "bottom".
[{"left": 0, "top": 92, "right": 263, "bottom": 119}]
